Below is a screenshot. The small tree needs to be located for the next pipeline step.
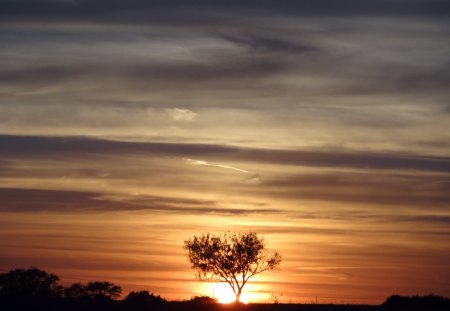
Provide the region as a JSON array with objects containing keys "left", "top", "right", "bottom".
[{"left": 184, "top": 232, "right": 281, "bottom": 302}]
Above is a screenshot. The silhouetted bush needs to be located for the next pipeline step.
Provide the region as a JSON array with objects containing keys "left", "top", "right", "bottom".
[
  {"left": 125, "top": 290, "right": 166, "bottom": 307},
  {"left": 188, "top": 295, "right": 218, "bottom": 304}
]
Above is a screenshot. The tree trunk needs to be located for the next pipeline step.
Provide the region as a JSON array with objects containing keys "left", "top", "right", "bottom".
[{"left": 236, "top": 288, "right": 242, "bottom": 303}]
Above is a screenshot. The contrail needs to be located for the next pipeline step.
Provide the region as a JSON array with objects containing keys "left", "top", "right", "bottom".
[{"left": 183, "top": 158, "right": 249, "bottom": 174}]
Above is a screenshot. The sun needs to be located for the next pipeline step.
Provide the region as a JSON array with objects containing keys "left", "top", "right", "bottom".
[{"left": 211, "top": 283, "right": 249, "bottom": 304}]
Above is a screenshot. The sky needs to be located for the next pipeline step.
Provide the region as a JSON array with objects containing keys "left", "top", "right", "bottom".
[{"left": 0, "top": 0, "right": 449, "bottom": 304}]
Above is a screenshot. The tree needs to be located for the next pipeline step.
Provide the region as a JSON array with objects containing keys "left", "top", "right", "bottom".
[
  {"left": 184, "top": 232, "right": 281, "bottom": 302},
  {"left": 0, "top": 267, "right": 61, "bottom": 298}
]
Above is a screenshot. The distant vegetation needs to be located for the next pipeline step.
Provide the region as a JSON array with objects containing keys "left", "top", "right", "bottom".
[
  {"left": 381, "top": 294, "right": 450, "bottom": 310},
  {"left": 1, "top": 267, "right": 449, "bottom": 311}
]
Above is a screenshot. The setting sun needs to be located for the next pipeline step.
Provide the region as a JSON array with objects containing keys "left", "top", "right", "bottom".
[{"left": 212, "top": 283, "right": 249, "bottom": 304}]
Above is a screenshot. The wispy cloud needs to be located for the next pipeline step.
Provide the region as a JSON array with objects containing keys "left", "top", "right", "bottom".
[
  {"left": 166, "top": 108, "right": 198, "bottom": 121},
  {"left": 241, "top": 174, "right": 262, "bottom": 185}
]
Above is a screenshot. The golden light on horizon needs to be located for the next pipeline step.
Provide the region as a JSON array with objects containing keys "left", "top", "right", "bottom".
[
  {"left": 212, "top": 283, "right": 238, "bottom": 304},
  {"left": 209, "top": 282, "right": 255, "bottom": 304}
]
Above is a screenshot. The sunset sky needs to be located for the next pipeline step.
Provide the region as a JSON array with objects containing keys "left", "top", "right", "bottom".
[{"left": 0, "top": 0, "right": 449, "bottom": 304}]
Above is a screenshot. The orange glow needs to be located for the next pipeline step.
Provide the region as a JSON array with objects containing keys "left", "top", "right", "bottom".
[{"left": 0, "top": 139, "right": 449, "bottom": 304}]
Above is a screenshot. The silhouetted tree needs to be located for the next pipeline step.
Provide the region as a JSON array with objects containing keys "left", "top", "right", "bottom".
[
  {"left": 0, "top": 267, "right": 61, "bottom": 298},
  {"left": 184, "top": 232, "right": 281, "bottom": 302}
]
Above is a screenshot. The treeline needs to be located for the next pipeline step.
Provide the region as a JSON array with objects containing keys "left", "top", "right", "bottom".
[
  {"left": 0, "top": 267, "right": 122, "bottom": 300},
  {"left": 0, "top": 267, "right": 215, "bottom": 310},
  {"left": 0, "top": 267, "right": 124, "bottom": 299},
  {"left": 381, "top": 294, "right": 450, "bottom": 310},
  {"left": 1, "top": 267, "right": 449, "bottom": 311}
]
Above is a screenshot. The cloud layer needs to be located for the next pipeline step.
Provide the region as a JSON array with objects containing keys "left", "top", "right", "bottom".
[
  {"left": 1, "top": 135, "right": 448, "bottom": 172},
  {"left": 0, "top": 1, "right": 449, "bottom": 154}
]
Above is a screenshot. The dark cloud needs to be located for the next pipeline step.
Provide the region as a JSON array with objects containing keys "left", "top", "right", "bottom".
[
  {"left": 1, "top": 4, "right": 448, "bottom": 104},
  {"left": 1, "top": 57, "right": 448, "bottom": 101},
  {"left": 0, "top": 187, "right": 280, "bottom": 215},
  {"left": 245, "top": 221, "right": 450, "bottom": 237},
  {"left": 218, "top": 33, "right": 316, "bottom": 55},
  {"left": 388, "top": 214, "right": 450, "bottom": 225},
  {"left": 1, "top": 0, "right": 449, "bottom": 25},
  {"left": 1, "top": 135, "right": 449, "bottom": 172},
  {"left": 331, "top": 65, "right": 450, "bottom": 96},
  {"left": 215, "top": 147, "right": 450, "bottom": 173},
  {"left": 259, "top": 172, "right": 450, "bottom": 207},
  {"left": 291, "top": 210, "right": 450, "bottom": 226},
  {"left": 0, "top": 253, "right": 185, "bottom": 274},
  {"left": 0, "top": 55, "right": 290, "bottom": 91},
  {"left": 394, "top": 69, "right": 450, "bottom": 93},
  {"left": 0, "top": 135, "right": 230, "bottom": 157},
  {"left": 0, "top": 66, "right": 95, "bottom": 85}
]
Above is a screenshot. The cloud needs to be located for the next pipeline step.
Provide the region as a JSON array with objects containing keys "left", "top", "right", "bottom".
[
  {"left": 1, "top": 135, "right": 449, "bottom": 173},
  {"left": 218, "top": 33, "right": 316, "bottom": 55},
  {"left": 166, "top": 108, "right": 197, "bottom": 121},
  {"left": 183, "top": 158, "right": 248, "bottom": 173},
  {"left": 1, "top": 3, "right": 448, "bottom": 128},
  {"left": 0, "top": 187, "right": 280, "bottom": 215},
  {"left": 1, "top": 1, "right": 449, "bottom": 25},
  {"left": 241, "top": 174, "right": 262, "bottom": 185},
  {"left": 257, "top": 171, "right": 450, "bottom": 208}
]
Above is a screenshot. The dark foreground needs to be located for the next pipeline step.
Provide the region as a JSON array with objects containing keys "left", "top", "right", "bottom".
[
  {"left": 2, "top": 295, "right": 450, "bottom": 311},
  {"left": 2, "top": 268, "right": 448, "bottom": 310}
]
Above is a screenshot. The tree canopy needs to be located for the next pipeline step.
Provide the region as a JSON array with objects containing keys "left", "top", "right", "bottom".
[
  {"left": 0, "top": 267, "right": 61, "bottom": 298},
  {"left": 184, "top": 232, "right": 281, "bottom": 302}
]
